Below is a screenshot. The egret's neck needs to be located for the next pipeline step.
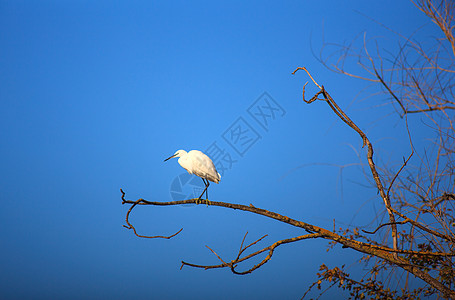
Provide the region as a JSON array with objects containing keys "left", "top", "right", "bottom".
[{"left": 178, "top": 155, "right": 192, "bottom": 174}]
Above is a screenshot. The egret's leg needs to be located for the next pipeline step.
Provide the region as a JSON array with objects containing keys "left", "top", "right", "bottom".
[
  {"left": 201, "top": 178, "right": 210, "bottom": 202},
  {"left": 197, "top": 179, "right": 210, "bottom": 206},
  {"left": 205, "top": 181, "right": 211, "bottom": 206},
  {"left": 197, "top": 178, "right": 207, "bottom": 205},
  {"left": 204, "top": 179, "right": 209, "bottom": 200}
]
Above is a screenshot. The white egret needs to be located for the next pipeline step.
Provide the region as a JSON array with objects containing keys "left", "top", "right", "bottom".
[{"left": 164, "top": 150, "right": 221, "bottom": 204}]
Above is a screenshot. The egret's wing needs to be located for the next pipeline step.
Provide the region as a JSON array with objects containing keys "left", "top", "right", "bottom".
[{"left": 188, "top": 150, "right": 220, "bottom": 183}]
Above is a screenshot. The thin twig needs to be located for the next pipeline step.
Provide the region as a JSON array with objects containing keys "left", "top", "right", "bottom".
[
  {"left": 205, "top": 245, "right": 227, "bottom": 264},
  {"left": 292, "top": 67, "right": 322, "bottom": 89},
  {"left": 362, "top": 221, "right": 408, "bottom": 235},
  {"left": 121, "top": 189, "right": 183, "bottom": 239}
]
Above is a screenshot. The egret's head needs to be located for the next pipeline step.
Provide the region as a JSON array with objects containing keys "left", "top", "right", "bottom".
[{"left": 164, "top": 149, "right": 187, "bottom": 162}]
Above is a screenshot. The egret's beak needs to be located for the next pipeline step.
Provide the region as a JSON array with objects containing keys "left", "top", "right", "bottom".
[{"left": 164, "top": 154, "right": 177, "bottom": 162}]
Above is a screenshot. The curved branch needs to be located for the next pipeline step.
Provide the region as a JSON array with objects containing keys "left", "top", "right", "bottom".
[
  {"left": 231, "top": 234, "right": 321, "bottom": 275},
  {"left": 121, "top": 189, "right": 183, "bottom": 239},
  {"left": 293, "top": 67, "right": 399, "bottom": 257},
  {"left": 362, "top": 221, "right": 408, "bottom": 235},
  {"left": 181, "top": 233, "right": 322, "bottom": 275}
]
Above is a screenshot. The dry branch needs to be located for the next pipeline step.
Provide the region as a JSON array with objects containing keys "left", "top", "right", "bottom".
[
  {"left": 121, "top": 181, "right": 455, "bottom": 297},
  {"left": 292, "top": 67, "right": 399, "bottom": 257}
]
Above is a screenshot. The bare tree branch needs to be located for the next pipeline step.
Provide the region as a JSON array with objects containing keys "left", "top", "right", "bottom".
[
  {"left": 293, "top": 66, "right": 400, "bottom": 258},
  {"left": 121, "top": 189, "right": 183, "bottom": 239}
]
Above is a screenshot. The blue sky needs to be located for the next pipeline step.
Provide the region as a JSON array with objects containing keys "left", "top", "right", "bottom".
[{"left": 0, "top": 1, "right": 438, "bottom": 299}]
